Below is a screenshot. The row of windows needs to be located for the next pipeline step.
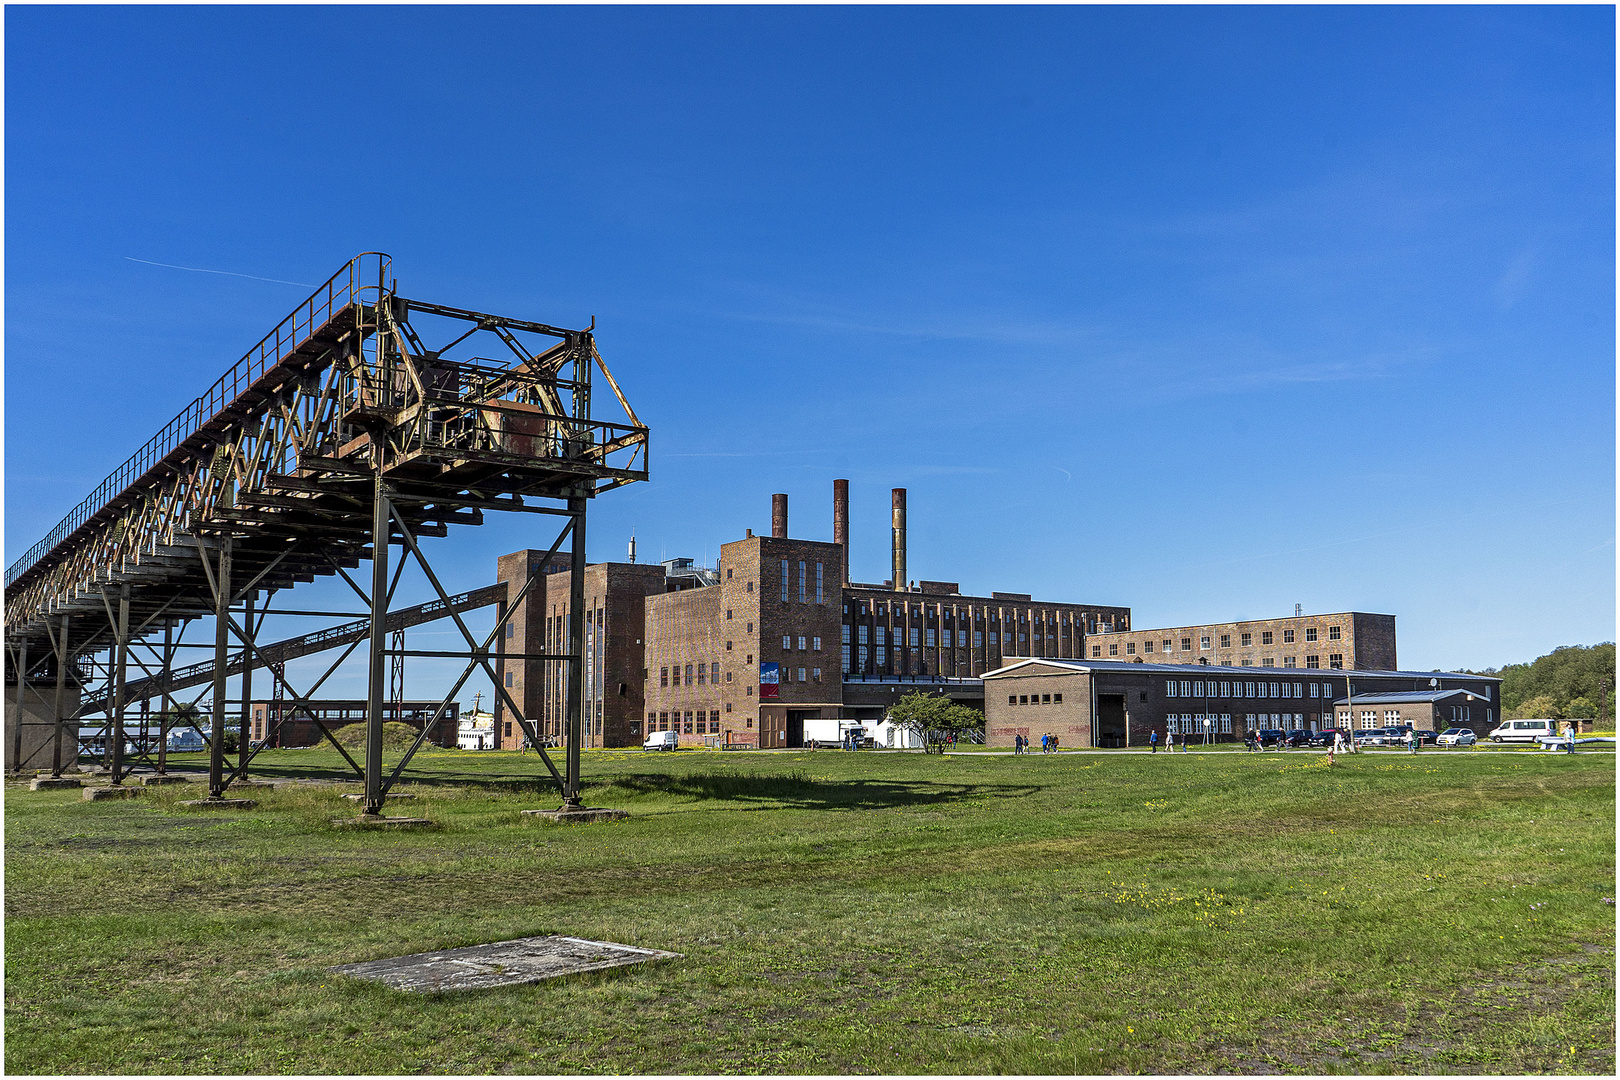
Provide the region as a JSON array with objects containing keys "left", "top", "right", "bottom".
[
  {"left": 1098, "top": 646, "right": 1346, "bottom": 669},
  {"left": 777, "top": 560, "right": 827, "bottom": 604},
  {"left": 649, "top": 710, "right": 722, "bottom": 735},
  {"left": 1166, "top": 680, "right": 1331, "bottom": 700},
  {"left": 1106, "top": 625, "right": 1343, "bottom": 656},
  {"left": 658, "top": 663, "right": 729, "bottom": 687},
  {"left": 1008, "top": 693, "right": 1064, "bottom": 705},
  {"left": 849, "top": 625, "right": 1018, "bottom": 648},
  {"left": 1167, "top": 714, "right": 1234, "bottom": 734},
  {"left": 782, "top": 635, "right": 823, "bottom": 651}
]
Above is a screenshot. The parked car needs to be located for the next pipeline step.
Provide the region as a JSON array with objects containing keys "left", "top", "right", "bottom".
[
  {"left": 1436, "top": 727, "right": 1477, "bottom": 747},
  {"left": 1413, "top": 729, "right": 1439, "bottom": 745},
  {"left": 642, "top": 730, "right": 679, "bottom": 751},
  {"left": 1355, "top": 728, "right": 1390, "bottom": 746},
  {"left": 1283, "top": 730, "right": 1314, "bottom": 748},
  {"left": 1310, "top": 727, "right": 1353, "bottom": 748},
  {"left": 1249, "top": 728, "right": 1287, "bottom": 749}
]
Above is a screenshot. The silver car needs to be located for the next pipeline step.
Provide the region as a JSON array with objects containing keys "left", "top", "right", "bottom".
[{"left": 1436, "top": 727, "right": 1477, "bottom": 747}]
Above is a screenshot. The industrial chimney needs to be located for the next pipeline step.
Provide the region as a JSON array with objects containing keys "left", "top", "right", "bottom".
[
  {"left": 891, "top": 488, "right": 907, "bottom": 592},
  {"left": 771, "top": 493, "right": 788, "bottom": 538},
  {"left": 833, "top": 479, "right": 849, "bottom": 585}
]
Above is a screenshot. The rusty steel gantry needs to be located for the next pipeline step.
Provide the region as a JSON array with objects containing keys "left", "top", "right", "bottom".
[{"left": 4, "top": 253, "right": 648, "bottom": 814}]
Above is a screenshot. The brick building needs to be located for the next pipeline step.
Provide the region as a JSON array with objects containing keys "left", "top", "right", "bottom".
[
  {"left": 492, "top": 550, "right": 666, "bottom": 750},
  {"left": 981, "top": 658, "right": 1500, "bottom": 748},
  {"left": 1083, "top": 611, "right": 1396, "bottom": 672},
  {"left": 640, "top": 486, "right": 1132, "bottom": 748},
  {"left": 1327, "top": 688, "right": 1495, "bottom": 736}
]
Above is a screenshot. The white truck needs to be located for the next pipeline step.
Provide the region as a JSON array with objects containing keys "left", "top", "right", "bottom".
[{"left": 804, "top": 716, "right": 867, "bottom": 749}]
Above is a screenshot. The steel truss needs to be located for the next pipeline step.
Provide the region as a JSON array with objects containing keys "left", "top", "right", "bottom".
[{"left": 5, "top": 254, "right": 646, "bottom": 812}]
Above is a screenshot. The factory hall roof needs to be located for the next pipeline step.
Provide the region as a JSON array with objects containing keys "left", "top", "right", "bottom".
[{"left": 982, "top": 658, "right": 1498, "bottom": 682}]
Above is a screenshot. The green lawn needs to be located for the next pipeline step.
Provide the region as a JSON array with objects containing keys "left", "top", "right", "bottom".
[{"left": 5, "top": 747, "right": 1614, "bottom": 1075}]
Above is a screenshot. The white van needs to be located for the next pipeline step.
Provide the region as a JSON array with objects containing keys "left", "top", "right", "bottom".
[
  {"left": 1488, "top": 719, "right": 1558, "bottom": 743},
  {"left": 642, "top": 730, "right": 679, "bottom": 752}
]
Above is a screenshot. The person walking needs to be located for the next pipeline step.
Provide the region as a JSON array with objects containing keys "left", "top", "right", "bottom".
[
  {"left": 1408, "top": 727, "right": 1419, "bottom": 755},
  {"left": 1563, "top": 719, "right": 1577, "bottom": 754},
  {"left": 1150, "top": 729, "right": 1159, "bottom": 754}
]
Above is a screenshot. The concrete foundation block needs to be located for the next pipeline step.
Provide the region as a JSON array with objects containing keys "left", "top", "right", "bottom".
[
  {"left": 520, "top": 807, "right": 629, "bottom": 825},
  {"left": 179, "top": 797, "right": 259, "bottom": 810},
  {"left": 227, "top": 780, "right": 277, "bottom": 790},
  {"left": 83, "top": 785, "right": 142, "bottom": 801},
  {"left": 341, "top": 792, "right": 417, "bottom": 801},
  {"left": 140, "top": 775, "right": 191, "bottom": 786},
  {"left": 31, "top": 777, "right": 82, "bottom": 790},
  {"left": 330, "top": 814, "right": 434, "bottom": 829}
]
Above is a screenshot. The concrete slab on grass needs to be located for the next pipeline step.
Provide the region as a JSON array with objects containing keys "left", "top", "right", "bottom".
[
  {"left": 331, "top": 935, "right": 681, "bottom": 992},
  {"left": 341, "top": 792, "right": 417, "bottom": 801},
  {"left": 140, "top": 775, "right": 191, "bottom": 786},
  {"left": 83, "top": 785, "right": 141, "bottom": 801},
  {"left": 521, "top": 807, "right": 628, "bottom": 824},
  {"left": 180, "top": 798, "right": 258, "bottom": 810},
  {"left": 330, "top": 814, "right": 433, "bottom": 829},
  {"left": 31, "top": 777, "right": 82, "bottom": 790}
]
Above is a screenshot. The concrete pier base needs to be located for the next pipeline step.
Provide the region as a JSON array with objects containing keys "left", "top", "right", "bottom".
[
  {"left": 31, "top": 777, "right": 82, "bottom": 790},
  {"left": 521, "top": 806, "right": 629, "bottom": 825},
  {"left": 226, "top": 781, "right": 277, "bottom": 790},
  {"left": 140, "top": 775, "right": 191, "bottom": 786},
  {"left": 341, "top": 792, "right": 417, "bottom": 801},
  {"left": 83, "top": 785, "right": 142, "bottom": 801},
  {"left": 180, "top": 797, "right": 258, "bottom": 810},
  {"left": 330, "top": 814, "right": 434, "bottom": 830}
]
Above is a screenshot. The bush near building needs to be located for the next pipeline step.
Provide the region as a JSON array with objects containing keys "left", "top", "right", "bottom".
[{"left": 1471, "top": 643, "right": 1615, "bottom": 725}]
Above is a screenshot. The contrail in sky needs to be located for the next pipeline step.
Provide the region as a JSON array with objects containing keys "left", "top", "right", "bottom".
[{"left": 124, "top": 256, "right": 314, "bottom": 288}]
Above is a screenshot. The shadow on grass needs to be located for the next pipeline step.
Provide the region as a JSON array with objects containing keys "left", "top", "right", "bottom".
[{"left": 587, "top": 769, "right": 1042, "bottom": 811}]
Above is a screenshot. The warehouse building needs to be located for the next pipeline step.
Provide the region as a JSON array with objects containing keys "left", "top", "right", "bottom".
[
  {"left": 1083, "top": 611, "right": 1396, "bottom": 671},
  {"left": 981, "top": 658, "right": 1500, "bottom": 748}
]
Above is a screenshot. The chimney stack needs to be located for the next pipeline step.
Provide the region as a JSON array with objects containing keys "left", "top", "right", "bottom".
[
  {"left": 833, "top": 479, "right": 849, "bottom": 585},
  {"left": 771, "top": 493, "right": 788, "bottom": 538},
  {"left": 891, "top": 487, "right": 907, "bottom": 592}
]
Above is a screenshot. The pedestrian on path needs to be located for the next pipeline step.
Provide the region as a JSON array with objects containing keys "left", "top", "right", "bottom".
[{"left": 1150, "top": 729, "right": 1159, "bottom": 754}]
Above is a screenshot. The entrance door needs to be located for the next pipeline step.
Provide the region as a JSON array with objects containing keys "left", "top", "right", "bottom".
[
  {"left": 786, "top": 710, "right": 812, "bottom": 749},
  {"left": 1096, "top": 694, "right": 1127, "bottom": 748}
]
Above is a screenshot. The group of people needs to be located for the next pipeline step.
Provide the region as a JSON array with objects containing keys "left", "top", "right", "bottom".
[
  {"left": 1012, "top": 733, "right": 1060, "bottom": 755},
  {"left": 1148, "top": 729, "right": 1190, "bottom": 753}
]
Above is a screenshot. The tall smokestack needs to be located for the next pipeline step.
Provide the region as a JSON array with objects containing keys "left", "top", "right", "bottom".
[
  {"left": 891, "top": 488, "right": 907, "bottom": 592},
  {"left": 771, "top": 493, "right": 788, "bottom": 538},
  {"left": 833, "top": 479, "right": 849, "bottom": 584}
]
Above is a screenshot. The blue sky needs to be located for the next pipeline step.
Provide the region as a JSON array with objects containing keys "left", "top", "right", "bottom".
[{"left": 5, "top": 5, "right": 1613, "bottom": 706}]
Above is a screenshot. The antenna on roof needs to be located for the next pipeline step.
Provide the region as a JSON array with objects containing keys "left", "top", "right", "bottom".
[{"left": 1295, "top": 603, "right": 1302, "bottom": 617}]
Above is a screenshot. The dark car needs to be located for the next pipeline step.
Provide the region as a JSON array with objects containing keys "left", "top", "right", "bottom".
[
  {"left": 1309, "top": 727, "right": 1352, "bottom": 747},
  {"left": 1413, "top": 729, "right": 1439, "bottom": 745},
  {"left": 1354, "top": 728, "right": 1387, "bottom": 746},
  {"left": 1249, "top": 728, "right": 1287, "bottom": 748},
  {"left": 1283, "top": 730, "right": 1313, "bottom": 747}
]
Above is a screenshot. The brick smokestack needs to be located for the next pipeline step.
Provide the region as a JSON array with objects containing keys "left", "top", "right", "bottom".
[
  {"left": 771, "top": 493, "right": 788, "bottom": 538},
  {"left": 891, "top": 487, "right": 907, "bottom": 592},
  {"left": 833, "top": 479, "right": 849, "bottom": 585}
]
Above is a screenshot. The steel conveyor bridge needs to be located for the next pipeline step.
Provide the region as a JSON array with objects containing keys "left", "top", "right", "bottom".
[{"left": 5, "top": 253, "right": 648, "bottom": 813}]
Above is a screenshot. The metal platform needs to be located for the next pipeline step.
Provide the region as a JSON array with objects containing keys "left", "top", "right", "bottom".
[{"left": 5, "top": 254, "right": 647, "bottom": 811}]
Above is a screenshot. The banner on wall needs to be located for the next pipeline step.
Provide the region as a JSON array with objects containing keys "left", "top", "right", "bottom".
[{"left": 759, "top": 661, "right": 780, "bottom": 699}]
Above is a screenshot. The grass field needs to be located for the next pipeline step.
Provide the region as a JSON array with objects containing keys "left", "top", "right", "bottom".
[{"left": 5, "top": 746, "right": 1614, "bottom": 1074}]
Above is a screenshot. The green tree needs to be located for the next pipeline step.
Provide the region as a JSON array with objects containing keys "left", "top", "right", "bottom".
[
  {"left": 887, "top": 692, "right": 982, "bottom": 754},
  {"left": 1470, "top": 643, "right": 1615, "bottom": 725},
  {"left": 1565, "top": 696, "right": 1597, "bottom": 721},
  {"left": 1510, "top": 695, "right": 1562, "bottom": 721}
]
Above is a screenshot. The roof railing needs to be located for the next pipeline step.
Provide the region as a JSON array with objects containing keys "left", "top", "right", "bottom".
[{"left": 6, "top": 253, "right": 389, "bottom": 587}]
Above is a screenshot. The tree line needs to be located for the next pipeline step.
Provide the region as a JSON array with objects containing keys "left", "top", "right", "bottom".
[{"left": 1468, "top": 642, "right": 1615, "bottom": 725}]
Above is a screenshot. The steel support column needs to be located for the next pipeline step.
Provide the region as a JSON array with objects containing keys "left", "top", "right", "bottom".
[
  {"left": 157, "top": 623, "right": 171, "bottom": 776},
  {"left": 10, "top": 638, "right": 26, "bottom": 774},
  {"left": 239, "top": 591, "right": 254, "bottom": 780},
  {"left": 110, "top": 585, "right": 130, "bottom": 785},
  {"left": 51, "top": 616, "right": 70, "bottom": 777},
  {"left": 364, "top": 479, "right": 390, "bottom": 816},
  {"left": 563, "top": 494, "right": 587, "bottom": 808},
  {"left": 208, "top": 538, "right": 233, "bottom": 798}
]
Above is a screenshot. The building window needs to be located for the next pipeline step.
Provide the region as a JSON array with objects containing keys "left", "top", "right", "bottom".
[
  {"left": 797, "top": 667, "right": 807, "bottom": 683},
  {"left": 842, "top": 644, "right": 851, "bottom": 672},
  {"left": 1219, "top": 634, "right": 1230, "bottom": 648},
  {"left": 747, "top": 622, "right": 753, "bottom": 633},
  {"left": 505, "top": 672, "right": 514, "bottom": 687},
  {"left": 1283, "top": 629, "right": 1295, "bottom": 643},
  {"left": 876, "top": 647, "right": 886, "bottom": 666},
  {"left": 697, "top": 663, "right": 707, "bottom": 685},
  {"left": 1262, "top": 658, "right": 1274, "bottom": 668},
  {"left": 726, "top": 568, "right": 733, "bottom": 579},
  {"left": 1009, "top": 695, "right": 1017, "bottom": 705},
  {"left": 798, "top": 561, "right": 807, "bottom": 602},
  {"left": 813, "top": 668, "right": 821, "bottom": 683},
  {"left": 1054, "top": 693, "right": 1063, "bottom": 704},
  {"left": 1219, "top": 681, "right": 1230, "bottom": 697},
  {"left": 857, "top": 626, "right": 869, "bottom": 645},
  {"left": 1167, "top": 680, "right": 1178, "bottom": 697},
  {"left": 1305, "top": 627, "right": 1317, "bottom": 642},
  {"left": 1241, "top": 632, "right": 1252, "bottom": 647},
  {"left": 782, "top": 635, "right": 792, "bottom": 650},
  {"left": 1108, "top": 644, "right": 1118, "bottom": 656},
  {"left": 1283, "top": 656, "right": 1296, "bottom": 668},
  {"left": 780, "top": 560, "right": 789, "bottom": 601},
  {"left": 1162, "top": 639, "right": 1173, "bottom": 652},
  {"left": 1180, "top": 638, "right": 1192, "bottom": 651},
  {"left": 1180, "top": 680, "right": 1192, "bottom": 697},
  {"left": 1094, "top": 646, "right": 1103, "bottom": 658},
  {"left": 1308, "top": 683, "right": 1318, "bottom": 698},
  {"left": 1305, "top": 655, "right": 1319, "bottom": 669},
  {"left": 726, "top": 641, "right": 733, "bottom": 651},
  {"left": 684, "top": 712, "right": 694, "bottom": 734},
  {"left": 1193, "top": 681, "right": 1205, "bottom": 697},
  {"left": 1329, "top": 653, "right": 1344, "bottom": 669},
  {"left": 1261, "top": 631, "right": 1274, "bottom": 645},
  {"left": 660, "top": 667, "right": 669, "bottom": 687},
  {"left": 926, "top": 629, "right": 937, "bottom": 647},
  {"left": 1143, "top": 640, "right": 1154, "bottom": 653},
  {"left": 1200, "top": 635, "right": 1211, "bottom": 650},
  {"left": 1329, "top": 626, "right": 1342, "bottom": 641},
  {"left": 816, "top": 563, "right": 824, "bottom": 603},
  {"left": 726, "top": 609, "right": 733, "bottom": 620},
  {"left": 747, "top": 582, "right": 753, "bottom": 593}
]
